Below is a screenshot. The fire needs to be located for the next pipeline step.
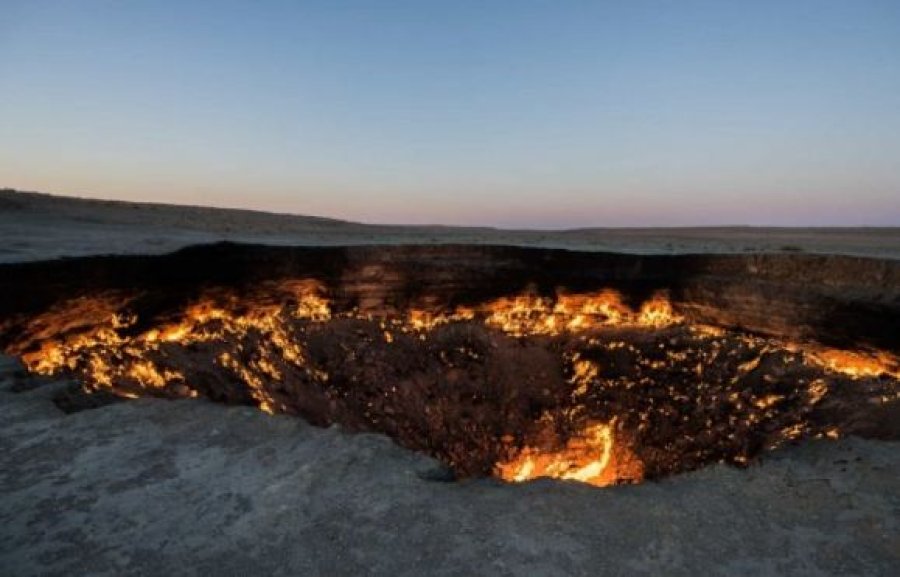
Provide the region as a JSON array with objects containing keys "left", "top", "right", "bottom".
[
  {"left": 9, "top": 280, "right": 332, "bottom": 406},
  {"left": 407, "top": 308, "right": 474, "bottom": 331},
  {"left": 569, "top": 354, "right": 599, "bottom": 397},
  {"left": 402, "top": 289, "right": 681, "bottom": 336},
  {"left": 469, "top": 289, "right": 682, "bottom": 337},
  {"left": 804, "top": 348, "right": 900, "bottom": 380},
  {"left": 3, "top": 278, "right": 898, "bottom": 488},
  {"left": 495, "top": 418, "right": 644, "bottom": 487},
  {"left": 637, "top": 294, "right": 681, "bottom": 327}
]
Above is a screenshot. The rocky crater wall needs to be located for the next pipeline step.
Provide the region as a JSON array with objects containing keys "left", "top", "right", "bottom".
[{"left": 0, "top": 243, "right": 897, "bottom": 351}]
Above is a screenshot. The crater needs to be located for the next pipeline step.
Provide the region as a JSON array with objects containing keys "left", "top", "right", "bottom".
[{"left": 1, "top": 243, "right": 898, "bottom": 486}]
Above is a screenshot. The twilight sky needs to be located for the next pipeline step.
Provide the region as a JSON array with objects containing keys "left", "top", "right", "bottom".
[{"left": 1, "top": 1, "right": 899, "bottom": 227}]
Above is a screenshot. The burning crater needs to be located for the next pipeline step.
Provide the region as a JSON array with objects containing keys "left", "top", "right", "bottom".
[{"left": 1, "top": 244, "right": 898, "bottom": 487}]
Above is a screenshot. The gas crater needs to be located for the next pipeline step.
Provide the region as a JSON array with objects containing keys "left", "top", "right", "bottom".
[{"left": 1, "top": 243, "right": 898, "bottom": 487}]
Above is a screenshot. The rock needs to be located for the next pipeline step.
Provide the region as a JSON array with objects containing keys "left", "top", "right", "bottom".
[
  {"left": 415, "top": 461, "right": 457, "bottom": 482},
  {"left": 0, "top": 354, "right": 31, "bottom": 392}
]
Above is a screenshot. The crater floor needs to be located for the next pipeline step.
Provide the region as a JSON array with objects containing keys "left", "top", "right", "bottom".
[{"left": 1, "top": 355, "right": 898, "bottom": 577}]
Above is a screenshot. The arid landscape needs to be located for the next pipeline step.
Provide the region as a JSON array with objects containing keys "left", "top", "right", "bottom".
[
  {"left": 1, "top": 190, "right": 898, "bottom": 576},
  {"left": 4, "top": 188, "right": 900, "bottom": 263}
]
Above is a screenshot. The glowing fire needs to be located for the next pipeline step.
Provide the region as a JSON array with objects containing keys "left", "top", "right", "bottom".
[
  {"left": 495, "top": 418, "right": 645, "bottom": 487},
  {"left": 404, "top": 289, "right": 683, "bottom": 337},
  {"left": 3, "top": 279, "right": 898, "bottom": 487},
  {"left": 480, "top": 289, "right": 682, "bottom": 336},
  {"left": 11, "top": 280, "right": 331, "bottom": 414},
  {"left": 803, "top": 348, "right": 900, "bottom": 380}
]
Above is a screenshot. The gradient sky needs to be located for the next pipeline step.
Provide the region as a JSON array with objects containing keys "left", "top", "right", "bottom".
[{"left": 1, "top": 1, "right": 899, "bottom": 227}]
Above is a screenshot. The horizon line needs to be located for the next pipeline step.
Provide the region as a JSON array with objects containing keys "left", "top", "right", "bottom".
[{"left": 4, "top": 186, "right": 899, "bottom": 231}]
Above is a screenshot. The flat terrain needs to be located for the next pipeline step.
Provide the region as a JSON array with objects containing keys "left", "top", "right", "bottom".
[
  {"left": 1, "top": 357, "right": 897, "bottom": 577},
  {"left": 3, "top": 189, "right": 899, "bottom": 262}
]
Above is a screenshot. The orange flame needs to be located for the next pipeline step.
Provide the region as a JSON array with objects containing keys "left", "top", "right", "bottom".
[
  {"left": 495, "top": 418, "right": 644, "bottom": 487},
  {"left": 405, "top": 289, "right": 683, "bottom": 337},
  {"left": 6, "top": 280, "right": 898, "bottom": 489},
  {"left": 805, "top": 348, "right": 900, "bottom": 380}
]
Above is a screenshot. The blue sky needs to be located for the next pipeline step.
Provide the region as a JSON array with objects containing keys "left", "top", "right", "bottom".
[{"left": 1, "top": 0, "right": 899, "bottom": 227}]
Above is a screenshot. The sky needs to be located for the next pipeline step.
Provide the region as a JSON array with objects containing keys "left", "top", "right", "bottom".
[{"left": 1, "top": 1, "right": 899, "bottom": 228}]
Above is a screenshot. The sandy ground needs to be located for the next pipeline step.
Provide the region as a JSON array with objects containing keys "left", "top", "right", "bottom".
[
  {"left": 1, "top": 357, "right": 897, "bottom": 577},
  {"left": 3, "top": 189, "right": 899, "bottom": 262}
]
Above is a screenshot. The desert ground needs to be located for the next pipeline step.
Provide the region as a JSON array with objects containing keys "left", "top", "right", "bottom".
[
  {"left": 3, "top": 188, "right": 900, "bottom": 262},
  {"left": 0, "top": 189, "right": 898, "bottom": 576}
]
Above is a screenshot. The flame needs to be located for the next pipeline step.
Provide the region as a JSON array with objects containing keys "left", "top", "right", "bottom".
[
  {"left": 402, "top": 290, "right": 682, "bottom": 337},
  {"left": 495, "top": 418, "right": 644, "bottom": 487},
  {"left": 804, "top": 348, "right": 900, "bottom": 380},
  {"left": 637, "top": 294, "right": 681, "bottom": 327},
  {"left": 407, "top": 308, "right": 474, "bottom": 331},
  {"left": 471, "top": 289, "right": 682, "bottom": 336},
  {"left": 569, "top": 354, "right": 599, "bottom": 397},
  {"left": 4, "top": 279, "right": 898, "bottom": 488},
  {"left": 9, "top": 280, "right": 331, "bottom": 411}
]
